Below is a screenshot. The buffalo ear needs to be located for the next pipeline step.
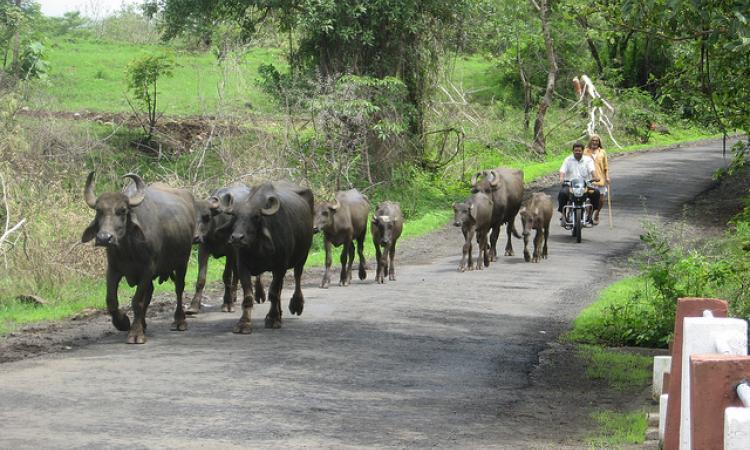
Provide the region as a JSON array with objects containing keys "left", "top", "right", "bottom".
[
  {"left": 371, "top": 216, "right": 378, "bottom": 226},
  {"left": 128, "top": 213, "right": 146, "bottom": 243},
  {"left": 81, "top": 219, "right": 98, "bottom": 243},
  {"left": 469, "top": 203, "right": 477, "bottom": 220},
  {"left": 219, "top": 193, "right": 234, "bottom": 213},
  {"left": 260, "top": 225, "right": 276, "bottom": 254}
]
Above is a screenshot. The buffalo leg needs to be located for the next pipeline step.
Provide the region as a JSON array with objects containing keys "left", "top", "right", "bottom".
[
  {"left": 171, "top": 265, "right": 188, "bottom": 331},
  {"left": 289, "top": 264, "right": 305, "bottom": 316},
  {"left": 542, "top": 224, "right": 550, "bottom": 259},
  {"left": 532, "top": 228, "right": 542, "bottom": 263},
  {"left": 488, "top": 225, "right": 500, "bottom": 262},
  {"left": 221, "top": 254, "right": 235, "bottom": 312},
  {"left": 340, "top": 241, "right": 352, "bottom": 286},
  {"left": 459, "top": 228, "right": 474, "bottom": 272},
  {"left": 187, "top": 245, "right": 209, "bottom": 315},
  {"left": 523, "top": 232, "right": 531, "bottom": 262},
  {"left": 233, "top": 262, "right": 255, "bottom": 334},
  {"left": 127, "top": 280, "right": 153, "bottom": 344},
  {"left": 357, "top": 232, "right": 367, "bottom": 280},
  {"left": 265, "top": 270, "right": 285, "bottom": 329},
  {"left": 388, "top": 244, "right": 396, "bottom": 281},
  {"left": 475, "top": 232, "right": 485, "bottom": 270},
  {"left": 254, "top": 276, "right": 266, "bottom": 304},
  {"left": 105, "top": 269, "right": 130, "bottom": 331},
  {"left": 321, "top": 239, "right": 332, "bottom": 289},
  {"left": 374, "top": 240, "right": 384, "bottom": 284},
  {"left": 504, "top": 222, "right": 515, "bottom": 256}
]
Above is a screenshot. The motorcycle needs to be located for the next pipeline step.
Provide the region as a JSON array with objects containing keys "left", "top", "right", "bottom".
[{"left": 560, "top": 178, "right": 595, "bottom": 243}]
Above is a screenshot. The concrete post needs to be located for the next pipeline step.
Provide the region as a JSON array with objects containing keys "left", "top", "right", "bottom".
[
  {"left": 653, "top": 355, "right": 671, "bottom": 400},
  {"left": 659, "top": 393, "right": 668, "bottom": 446},
  {"left": 689, "top": 355, "right": 750, "bottom": 450},
  {"left": 663, "top": 298, "right": 728, "bottom": 450},
  {"left": 725, "top": 407, "right": 750, "bottom": 450}
]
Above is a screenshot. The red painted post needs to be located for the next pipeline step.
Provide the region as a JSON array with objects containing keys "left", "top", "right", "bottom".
[
  {"left": 663, "top": 298, "right": 728, "bottom": 450},
  {"left": 689, "top": 355, "right": 750, "bottom": 450}
]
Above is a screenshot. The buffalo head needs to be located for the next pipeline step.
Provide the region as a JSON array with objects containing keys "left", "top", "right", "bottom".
[
  {"left": 470, "top": 170, "right": 499, "bottom": 194},
  {"left": 371, "top": 215, "right": 396, "bottom": 246},
  {"left": 193, "top": 195, "right": 234, "bottom": 244},
  {"left": 224, "top": 189, "right": 280, "bottom": 250},
  {"left": 312, "top": 199, "right": 340, "bottom": 234},
  {"left": 81, "top": 171, "right": 146, "bottom": 247},
  {"left": 452, "top": 202, "right": 476, "bottom": 227}
]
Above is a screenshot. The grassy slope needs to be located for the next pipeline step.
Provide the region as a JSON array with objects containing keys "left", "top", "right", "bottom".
[{"left": 1, "top": 42, "right": 712, "bottom": 333}]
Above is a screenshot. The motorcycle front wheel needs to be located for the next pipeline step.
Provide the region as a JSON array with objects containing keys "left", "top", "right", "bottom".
[{"left": 574, "top": 208, "right": 582, "bottom": 243}]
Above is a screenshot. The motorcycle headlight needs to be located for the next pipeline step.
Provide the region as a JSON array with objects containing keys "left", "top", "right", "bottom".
[{"left": 572, "top": 187, "right": 585, "bottom": 196}]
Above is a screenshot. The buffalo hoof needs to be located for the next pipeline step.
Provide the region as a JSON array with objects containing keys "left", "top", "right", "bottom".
[
  {"left": 505, "top": 250, "right": 514, "bottom": 256},
  {"left": 289, "top": 295, "right": 304, "bottom": 316},
  {"left": 524, "top": 251, "right": 531, "bottom": 262},
  {"left": 475, "top": 263, "right": 483, "bottom": 271},
  {"left": 265, "top": 316, "right": 282, "bottom": 329},
  {"left": 532, "top": 256, "right": 540, "bottom": 263},
  {"left": 376, "top": 275, "right": 384, "bottom": 284},
  {"left": 389, "top": 274, "right": 396, "bottom": 281},
  {"left": 185, "top": 305, "right": 201, "bottom": 316},
  {"left": 255, "top": 295, "right": 266, "bottom": 304},
  {"left": 320, "top": 278, "right": 330, "bottom": 289},
  {"left": 112, "top": 314, "right": 131, "bottom": 332},
  {"left": 457, "top": 266, "right": 465, "bottom": 272},
  {"left": 339, "top": 278, "right": 349, "bottom": 287},
  {"left": 126, "top": 333, "right": 146, "bottom": 344},
  {"left": 170, "top": 320, "right": 187, "bottom": 331},
  {"left": 358, "top": 267, "right": 367, "bottom": 280},
  {"left": 221, "top": 303, "right": 235, "bottom": 313},
  {"left": 490, "top": 256, "right": 497, "bottom": 263},
  {"left": 233, "top": 321, "right": 252, "bottom": 334}
]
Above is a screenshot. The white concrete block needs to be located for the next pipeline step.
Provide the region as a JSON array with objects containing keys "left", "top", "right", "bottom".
[
  {"left": 659, "top": 393, "right": 668, "bottom": 445},
  {"left": 652, "top": 355, "right": 671, "bottom": 400},
  {"left": 680, "top": 317, "right": 748, "bottom": 450},
  {"left": 725, "top": 407, "right": 750, "bottom": 450}
]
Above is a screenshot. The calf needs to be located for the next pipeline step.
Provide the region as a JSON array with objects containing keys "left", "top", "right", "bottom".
[
  {"left": 519, "top": 192, "right": 553, "bottom": 263},
  {"left": 189, "top": 184, "right": 264, "bottom": 315},
  {"left": 81, "top": 172, "right": 195, "bottom": 344},
  {"left": 453, "top": 192, "right": 493, "bottom": 272},
  {"left": 371, "top": 201, "right": 403, "bottom": 283},
  {"left": 313, "top": 189, "right": 370, "bottom": 288}
]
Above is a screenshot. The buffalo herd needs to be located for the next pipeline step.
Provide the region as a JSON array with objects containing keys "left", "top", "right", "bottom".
[{"left": 82, "top": 168, "right": 552, "bottom": 343}]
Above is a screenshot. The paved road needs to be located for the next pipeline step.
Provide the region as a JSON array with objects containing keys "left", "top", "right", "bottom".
[{"left": 0, "top": 141, "right": 729, "bottom": 449}]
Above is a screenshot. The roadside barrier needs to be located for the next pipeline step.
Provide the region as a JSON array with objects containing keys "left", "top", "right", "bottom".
[{"left": 655, "top": 298, "right": 750, "bottom": 449}]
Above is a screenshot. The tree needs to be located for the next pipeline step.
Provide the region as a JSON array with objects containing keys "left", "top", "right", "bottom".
[
  {"left": 125, "top": 54, "right": 174, "bottom": 143},
  {"left": 530, "top": 0, "right": 557, "bottom": 156},
  {"left": 147, "top": 0, "right": 467, "bottom": 156}
]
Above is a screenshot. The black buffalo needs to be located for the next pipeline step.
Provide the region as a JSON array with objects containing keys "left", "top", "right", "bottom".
[
  {"left": 189, "top": 184, "right": 265, "bottom": 315},
  {"left": 221, "top": 181, "right": 314, "bottom": 333},
  {"left": 453, "top": 192, "right": 494, "bottom": 272},
  {"left": 471, "top": 168, "right": 524, "bottom": 260},
  {"left": 81, "top": 172, "right": 195, "bottom": 344},
  {"left": 312, "top": 189, "right": 370, "bottom": 288},
  {"left": 371, "top": 201, "right": 403, "bottom": 283}
]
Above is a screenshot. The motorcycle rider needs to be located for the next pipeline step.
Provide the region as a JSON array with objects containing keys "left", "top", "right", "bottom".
[{"left": 558, "top": 142, "right": 600, "bottom": 225}]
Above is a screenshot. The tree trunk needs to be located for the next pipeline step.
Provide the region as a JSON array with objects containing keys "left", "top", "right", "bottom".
[
  {"left": 531, "top": 0, "right": 557, "bottom": 157},
  {"left": 11, "top": 0, "right": 21, "bottom": 75},
  {"left": 576, "top": 16, "right": 603, "bottom": 76},
  {"left": 516, "top": 37, "right": 532, "bottom": 132}
]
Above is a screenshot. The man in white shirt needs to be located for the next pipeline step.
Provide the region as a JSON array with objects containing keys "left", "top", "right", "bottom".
[{"left": 558, "top": 142, "right": 600, "bottom": 224}]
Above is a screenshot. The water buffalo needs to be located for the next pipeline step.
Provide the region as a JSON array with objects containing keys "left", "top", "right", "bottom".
[
  {"left": 188, "top": 184, "right": 265, "bottom": 315},
  {"left": 313, "top": 189, "right": 370, "bottom": 288},
  {"left": 453, "top": 192, "right": 493, "bottom": 272},
  {"left": 222, "top": 181, "right": 314, "bottom": 333},
  {"left": 519, "top": 192, "right": 553, "bottom": 263},
  {"left": 81, "top": 172, "right": 195, "bottom": 344},
  {"left": 371, "top": 201, "right": 403, "bottom": 283},
  {"left": 471, "top": 167, "right": 524, "bottom": 260}
]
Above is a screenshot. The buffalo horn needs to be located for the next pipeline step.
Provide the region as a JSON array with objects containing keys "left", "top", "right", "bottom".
[
  {"left": 470, "top": 171, "right": 481, "bottom": 187},
  {"left": 488, "top": 170, "right": 500, "bottom": 188},
  {"left": 330, "top": 199, "right": 340, "bottom": 211},
  {"left": 122, "top": 173, "right": 146, "bottom": 207},
  {"left": 208, "top": 196, "right": 220, "bottom": 210},
  {"left": 84, "top": 171, "right": 97, "bottom": 209},
  {"left": 261, "top": 195, "right": 280, "bottom": 216}
]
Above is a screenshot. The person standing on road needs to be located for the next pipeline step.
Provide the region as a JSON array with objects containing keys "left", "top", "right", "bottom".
[
  {"left": 584, "top": 134, "right": 609, "bottom": 225},
  {"left": 558, "top": 142, "right": 600, "bottom": 225}
]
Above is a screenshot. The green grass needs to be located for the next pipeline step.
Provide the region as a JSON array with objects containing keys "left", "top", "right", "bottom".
[
  {"left": 587, "top": 409, "right": 649, "bottom": 448},
  {"left": 578, "top": 344, "right": 652, "bottom": 392},
  {"left": 41, "top": 39, "right": 283, "bottom": 114}
]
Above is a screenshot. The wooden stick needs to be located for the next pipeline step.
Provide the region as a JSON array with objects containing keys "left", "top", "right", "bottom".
[{"left": 607, "top": 182, "right": 613, "bottom": 229}]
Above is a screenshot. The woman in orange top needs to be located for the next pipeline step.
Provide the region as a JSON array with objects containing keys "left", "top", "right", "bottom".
[{"left": 583, "top": 134, "right": 609, "bottom": 225}]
